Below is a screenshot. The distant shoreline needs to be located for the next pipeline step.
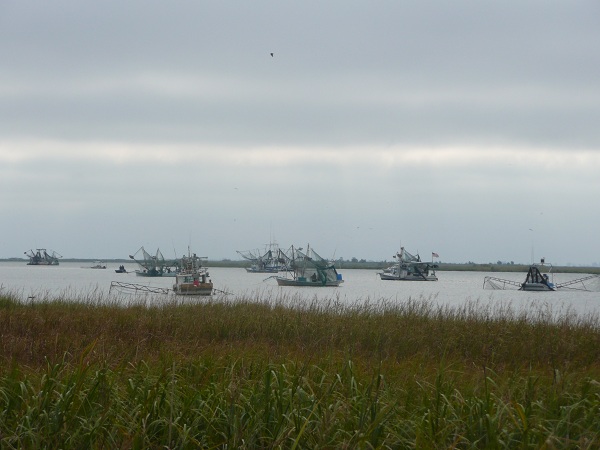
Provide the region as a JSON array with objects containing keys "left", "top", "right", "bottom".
[{"left": 3, "top": 258, "right": 599, "bottom": 274}]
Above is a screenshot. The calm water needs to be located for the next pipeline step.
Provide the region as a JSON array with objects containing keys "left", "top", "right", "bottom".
[{"left": 1, "top": 261, "right": 599, "bottom": 318}]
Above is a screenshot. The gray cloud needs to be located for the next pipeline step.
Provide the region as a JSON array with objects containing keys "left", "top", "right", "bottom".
[{"left": 1, "top": 1, "right": 599, "bottom": 264}]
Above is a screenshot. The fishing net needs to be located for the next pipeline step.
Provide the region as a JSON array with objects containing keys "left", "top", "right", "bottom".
[
  {"left": 483, "top": 276, "right": 521, "bottom": 290},
  {"left": 557, "top": 274, "right": 600, "bottom": 292}
]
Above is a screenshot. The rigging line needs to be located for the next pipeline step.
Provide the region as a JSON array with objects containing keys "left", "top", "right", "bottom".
[{"left": 171, "top": 240, "right": 178, "bottom": 259}]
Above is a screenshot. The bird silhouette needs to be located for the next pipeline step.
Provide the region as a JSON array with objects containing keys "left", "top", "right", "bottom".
[{"left": 270, "top": 52, "right": 274, "bottom": 57}]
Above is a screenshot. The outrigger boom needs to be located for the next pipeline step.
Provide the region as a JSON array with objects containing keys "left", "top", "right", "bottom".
[
  {"left": 109, "top": 280, "right": 231, "bottom": 297},
  {"left": 109, "top": 281, "right": 170, "bottom": 296}
]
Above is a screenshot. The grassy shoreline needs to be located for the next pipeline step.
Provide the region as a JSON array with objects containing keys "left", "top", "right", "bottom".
[
  {"left": 4, "top": 258, "right": 600, "bottom": 273},
  {"left": 1, "top": 291, "right": 600, "bottom": 447}
]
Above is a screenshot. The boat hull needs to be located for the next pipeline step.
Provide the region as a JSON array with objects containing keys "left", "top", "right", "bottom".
[
  {"left": 520, "top": 282, "right": 557, "bottom": 291},
  {"left": 173, "top": 282, "right": 213, "bottom": 296},
  {"left": 378, "top": 273, "right": 438, "bottom": 281},
  {"left": 275, "top": 277, "right": 343, "bottom": 287}
]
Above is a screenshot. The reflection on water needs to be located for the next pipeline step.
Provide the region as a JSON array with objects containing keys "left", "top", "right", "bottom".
[{"left": 0, "top": 262, "right": 598, "bottom": 318}]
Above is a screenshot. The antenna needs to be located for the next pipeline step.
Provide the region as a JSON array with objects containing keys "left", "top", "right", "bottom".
[{"left": 529, "top": 228, "right": 534, "bottom": 264}]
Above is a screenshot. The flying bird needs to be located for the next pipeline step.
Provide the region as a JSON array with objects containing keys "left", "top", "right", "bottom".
[{"left": 270, "top": 52, "right": 274, "bottom": 57}]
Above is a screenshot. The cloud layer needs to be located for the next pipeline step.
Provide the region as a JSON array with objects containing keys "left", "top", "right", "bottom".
[{"left": 1, "top": 1, "right": 599, "bottom": 264}]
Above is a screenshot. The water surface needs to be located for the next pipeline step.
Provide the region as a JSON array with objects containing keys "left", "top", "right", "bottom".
[{"left": 1, "top": 262, "right": 598, "bottom": 318}]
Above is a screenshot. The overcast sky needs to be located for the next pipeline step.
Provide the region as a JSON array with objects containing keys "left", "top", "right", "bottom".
[{"left": 1, "top": 1, "right": 599, "bottom": 265}]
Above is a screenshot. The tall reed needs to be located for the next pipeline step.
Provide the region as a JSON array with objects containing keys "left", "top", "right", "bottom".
[
  {"left": 1, "top": 290, "right": 600, "bottom": 447},
  {"left": 1, "top": 355, "right": 600, "bottom": 448},
  {"left": 1, "top": 291, "right": 600, "bottom": 373}
]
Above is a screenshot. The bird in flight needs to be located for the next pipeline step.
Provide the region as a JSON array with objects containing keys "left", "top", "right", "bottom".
[{"left": 270, "top": 52, "right": 274, "bottom": 57}]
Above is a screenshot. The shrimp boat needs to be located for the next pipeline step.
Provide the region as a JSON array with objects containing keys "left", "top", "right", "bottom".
[
  {"left": 172, "top": 252, "right": 213, "bottom": 296},
  {"left": 274, "top": 245, "right": 343, "bottom": 286},
  {"left": 378, "top": 247, "right": 438, "bottom": 281},
  {"left": 110, "top": 251, "right": 214, "bottom": 297},
  {"left": 484, "top": 258, "right": 600, "bottom": 291},
  {"left": 237, "top": 244, "right": 284, "bottom": 273},
  {"left": 83, "top": 261, "right": 107, "bottom": 269},
  {"left": 129, "top": 247, "right": 172, "bottom": 276},
  {"left": 24, "top": 249, "right": 61, "bottom": 265},
  {"left": 520, "top": 262, "right": 556, "bottom": 291}
]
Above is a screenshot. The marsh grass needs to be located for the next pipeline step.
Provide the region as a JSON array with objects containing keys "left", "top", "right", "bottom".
[{"left": 1, "top": 290, "right": 600, "bottom": 448}]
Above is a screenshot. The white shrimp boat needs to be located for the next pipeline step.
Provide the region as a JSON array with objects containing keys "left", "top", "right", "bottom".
[
  {"left": 172, "top": 252, "right": 213, "bottom": 296},
  {"left": 24, "top": 248, "right": 61, "bottom": 266},
  {"left": 378, "top": 247, "right": 438, "bottom": 281}
]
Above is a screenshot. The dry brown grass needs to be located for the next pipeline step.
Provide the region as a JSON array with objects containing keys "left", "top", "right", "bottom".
[{"left": 2, "top": 291, "right": 600, "bottom": 448}]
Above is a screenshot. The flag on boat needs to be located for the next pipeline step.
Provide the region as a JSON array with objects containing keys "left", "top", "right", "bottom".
[{"left": 432, "top": 252, "right": 439, "bottom": 258}]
